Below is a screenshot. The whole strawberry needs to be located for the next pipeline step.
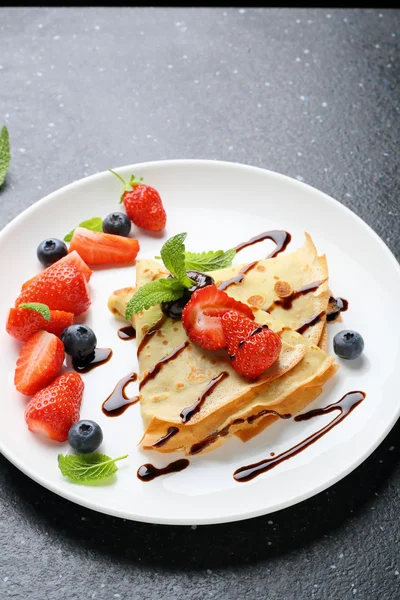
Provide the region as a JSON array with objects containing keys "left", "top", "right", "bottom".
[
  {"left": 221, "top": 311, "right": 282, "bottom": 379},
  {"left": 24, "top": 372, "right": 84, "bottom": 442},
  {"left": 109, "top": 170, "right": 166, "bottom": 232}
]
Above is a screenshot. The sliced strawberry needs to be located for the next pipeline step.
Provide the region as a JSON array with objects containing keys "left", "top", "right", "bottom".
[
  {"left": 6, "top": 307, "right": 74, "bottom": 342},
  {"left": 16, "top": 263, "right": 91, "bottom": 315},
  {"left": 68, "top": 227, "right": 140, "bottom": 265},
  {"left": 21, "top": 250, "right": 92, "bottom": 291},
  {"left": 24, "top": 372, "right": 84, "bottom": 442},
  {"left": 14, "top": 330, "right": 65, "bottom": 396},
  {"left": 221, "top": 311, "right": 282, "bottom": 379},
  {"left": 181, "top": 285, "right": 254, "bottom": 351}
]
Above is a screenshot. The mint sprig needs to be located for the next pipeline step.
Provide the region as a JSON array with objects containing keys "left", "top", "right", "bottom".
[
  {"left": 184, "top": 248, "right": 236, "bottom": 271},
  {"left": 19, "top": 302, "right": 51, "bottom": 321},
  {"left": 160, "top": 232, "right": 195, "bottom": 288},
  {"left": 0, "top": 125, "right": 11, "bottom": 188},
  {"left": 64, "top": 217, "right": 103, "bottom": 242},
  {"left": 125, "top": 278, "right": 186, "bottom": 320},
  {"left": 58, "top": 453, "right": 128, "bottom": 484},
  {"left": 125, "top": 232, "right": 236, "bottom": 319}
]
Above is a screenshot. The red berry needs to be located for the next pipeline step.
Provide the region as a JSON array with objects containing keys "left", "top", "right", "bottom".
[
  {"left": 14, "top": 330, "right": 65, "bottom": 396},
  {"left": 221, "top": 311, "right": 282, "bottom": 379},
  {"left": 68, "top": 227, "right": 140, "bottom": 265},
  {"left": 109, "top": 170, "right": 166, "bottom": 232},
  {"left": 24, "top": 372, "right": 84, "bottom": 442},
  {"left": 15, "top": 262, "right": 91, "bottom": 315},
  {"left": 6, "top": 307, "right": 74, "bottom": 342},
  {"left": 21, "top": 250, "right": 92, "bottom": 291},
  {"left": 182, "top": 285, "right": 254, "bottom": 351}
]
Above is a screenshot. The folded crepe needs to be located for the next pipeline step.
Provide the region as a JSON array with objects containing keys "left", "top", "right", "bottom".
[{"left": 125, "top": 233, "right": 338, "bottom": 456}]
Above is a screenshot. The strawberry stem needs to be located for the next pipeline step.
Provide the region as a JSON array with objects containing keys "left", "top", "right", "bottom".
[
  {"left": 108, "top": 168, "right": 127, "bottom": 186},
  {"left": 109, "top": 169, "right": 144, "bottom": 202}
]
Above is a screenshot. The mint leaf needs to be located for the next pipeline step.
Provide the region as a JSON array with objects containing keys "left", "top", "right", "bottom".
[
  {"left": 125, "top": 278, "right": 186, "bottom": 320},
  {"left": 160, "top": 233, "right": 195, "bottom": 288},
  {"left": 184, "top": 248, "right": 236, "bottom": 271},
  {"left": 58, "top": 453, "right": 128, "bottom": 483},
  {"left": 0, "top": 125, "right": 11, "bottom": 188},
  {"left": 19, "top": 302, "right": 51, "bottom": 321},
  {"left": 64, "top": 217, "right": 103, "bottom": 242}
]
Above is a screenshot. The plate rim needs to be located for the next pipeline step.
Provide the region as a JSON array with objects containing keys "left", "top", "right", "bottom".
[{"left": 1, "top": 158, "right": 399, "bottom": 526}]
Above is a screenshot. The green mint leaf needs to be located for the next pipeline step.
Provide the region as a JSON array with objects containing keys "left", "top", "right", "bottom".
[
  {"left": 125, "top": 278, "right": 186, "bottom": 320},
  {"left": 64, "top": 217, "right": 103, "bottom": 242},
  {"left": 160, "top": 233, "right": 195, "bottom": 288},
  {"left": 19, "top": 302, "right": 51, "bottom": 321},
  {"left": 184, "top": 248, "right": 236, "bottom": 271},
  {"left": 58, "top": 453, "right": 128, "bottom": 484},
  {"left": 0, "top": 126, "right": 11, "bottom": 188}
]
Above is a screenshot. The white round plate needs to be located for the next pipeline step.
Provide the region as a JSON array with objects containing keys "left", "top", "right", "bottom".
[{"left": 0, "top": 160, "right": 399, "bottom": 525}]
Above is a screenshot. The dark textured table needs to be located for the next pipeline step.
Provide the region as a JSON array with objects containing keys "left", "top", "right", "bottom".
[{"left": 1, "top": 7, "right": 399, "bottom": 600}]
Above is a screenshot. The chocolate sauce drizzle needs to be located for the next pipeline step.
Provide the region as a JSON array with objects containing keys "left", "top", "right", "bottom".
[
  {"left": 72, "top": 348, "right": 113, "bottom": 373},
  {"left": 327, "top": 296, "right": 349, "bottom": 323},
  {"left": 233, "top": 391, "right": 366, "bottom": 482},
  {"left": 218, "top": 230, "right": 291, "bottom": 292},
  {"left": 180, "top": 371, "right": 229, "bottom": 423},
  {"left": 102, "top": 372, "right": 139, "bottom": 417},
  {"left": 235, "top": 230, "right": 292, "bottom": 259},
  {"left": 296, "top": 311, "right": 326, "bottom": 335},
  {"left": 189, "top": 409, "right": 291, "bottom": 455},
  {"left": 137, "top": 459, "right": 190, "bottom": 482},
  {"left": 137, "top": 315, "right": 167, "bottom": 356},
  {"left": 268, "top": 279, "right": 327, "bottom": 312},
  {"left": 139, "top": 341, "right": 189, "bottom": 390},
  {"left": 118, "top": 325, "right": 136, "bottom": 340},
  {"left": 153, "top": 426, "right": 179, "bottom": 448}
]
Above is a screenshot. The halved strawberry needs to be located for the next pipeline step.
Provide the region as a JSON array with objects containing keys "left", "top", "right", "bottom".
[
  {"left": 14, "top": 330, "right": 65, "bottom": 396},
  {"left": 21, "top": 250, "right": 92, "bottom": 290},
  {"left": 181, "top": 285, "right": 254, "bottom": 351},
  {"left": 15, "top": 263, "right": 91, "bottom": 315},
  {"left": 68, "top": 227, "right": 140, "bottom": 265},
  {"left": 24, "top": 372, "right": 84, "bottom": 442},
  {"left": 221, "top": 311, "right": 282, "bottom": 379},
  {"left": 6, "top": 307, "right": 74, "bottom": 342}
]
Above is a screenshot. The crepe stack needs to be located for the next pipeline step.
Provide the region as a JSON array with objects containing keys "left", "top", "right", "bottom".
[{"left": 109, "top": 233, "right": 338, "bottom": 455}]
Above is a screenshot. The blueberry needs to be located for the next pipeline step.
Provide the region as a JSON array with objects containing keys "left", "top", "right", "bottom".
[
  {"left": 37, "top": 238, "right": 68, "bottom": 267},
  {"left": 102, "top": 212, "right": 131, "bottom": 237},
  {"left": 68, "top": 420, "right": 103, "bottom": 454},
  {"left": 61, "top": 324, "right": 97, "bottom": 363},
  {"left": 333, "top": 330, "right": 364, "bottom": 360},
  {"left": 161, "top": 271, "right": 215, "bottom": 319}
]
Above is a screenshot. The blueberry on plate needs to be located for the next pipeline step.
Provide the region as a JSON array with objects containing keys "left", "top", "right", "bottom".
[
  {"left": 333, "top": 330, "right": 364, "bottom": 360},
  {"left": 102, "top": 212, "right": 132, "bottom": 237},
  {"left": 68, "top": 420, "right": 103, "bottom": 454},
  {"left": 37, "top": 238, "right": 68, "bottom": 267},
  {"left": 61, "top": 324, "right": 97, "bottom": 363}
]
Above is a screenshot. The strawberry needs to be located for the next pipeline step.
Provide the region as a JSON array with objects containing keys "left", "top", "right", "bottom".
[
  {"left": 221, "top": 311, "right": 282, "bottom": 379},
  {"left": 16, "top": 262, "right": 91, "bottom": 315},
  {"left": 21, "top": 250, "right": 92, "bottom": 291},
  {"left": 110, "top": 170, "right": 167, "bottom": 232},
  {"left": 24, "top": 372, "right": 84, "bottom": 442},
  {"left": 182, "top": 285, "right": 254, "bottom": 351},
  {"left": 68, "top": 227, "right": 140, "bottom": 265},
  {"left": 14, "top": 330, "right": 65, "bottom": 396},
  {"left": 6, "top": 307, "right": 74, "bottom": 342}
]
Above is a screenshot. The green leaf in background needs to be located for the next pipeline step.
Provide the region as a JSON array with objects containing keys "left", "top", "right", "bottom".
[
  {"left": 0, "top": 125, "right": 11, "bottom": 188},
  {"left": 125, "top": 278, "right": 186, "bottom": 320},
  {"left": 64, "top": 217, "right": 103, "bottom": 242},
  {"left": 58, "top": 453, "right": 128, "bottom": 484},
  {"left": 19, "top": 302, "right": 51, "bottom": 321},
  {"left": 184, "top": 248, "right": 236, "bottom": 272}
]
